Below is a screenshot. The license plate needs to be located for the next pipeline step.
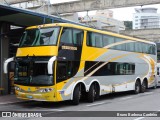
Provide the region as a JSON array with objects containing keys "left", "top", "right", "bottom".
[{"left": 26, "top": 95, "right": 33, "bottom": 99}]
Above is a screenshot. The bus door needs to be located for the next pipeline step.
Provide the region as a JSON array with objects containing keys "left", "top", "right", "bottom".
[{"left": 58, "top": 27, "right": 84, "bottom": 61}]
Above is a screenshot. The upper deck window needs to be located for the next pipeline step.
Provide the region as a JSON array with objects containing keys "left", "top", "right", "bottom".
[
  {"left": 87, "top": 32, "right": 103, "bottom": 48},
  {"left": 19, "top": 27, "right": 60, "bottom": 47},
  {"left": 60, "top": 28, "right": 84, "bottom": 46}
]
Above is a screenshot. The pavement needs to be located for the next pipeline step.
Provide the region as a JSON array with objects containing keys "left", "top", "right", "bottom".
[{"left": 0, "top": 94, "right": 25, "bottom": 105}]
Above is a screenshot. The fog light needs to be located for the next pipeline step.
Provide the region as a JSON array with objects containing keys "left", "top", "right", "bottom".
[
  {"left": 38, "top": 88, "right": 53, "bottom": 93},
  {"left": 15, "top": 86, "right": 21, "bottom": 91}
]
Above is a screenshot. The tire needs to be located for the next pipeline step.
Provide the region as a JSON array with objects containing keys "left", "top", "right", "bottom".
[
  {"left": 141, "top": 80, "right": 147, "bottom": 93},
  {"left": 72, "top": 85, "right": 81, "bottom": 105},
  {"left": 87, "top": 84, "right": 96, "bottom": 103},
  {"left": 134, "top": 80, "right": 141, "bottom": 94},
  {"left": 95, "top": 84, "right": 100, "bottom": 100},
  {"left": 153, "top": 77, "right": 157, "bottom": 89}
]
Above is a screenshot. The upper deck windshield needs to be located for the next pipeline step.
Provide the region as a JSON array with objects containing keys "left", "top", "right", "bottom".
[{"left": 19, "top": 27, "right": 60, "bottom": 47}]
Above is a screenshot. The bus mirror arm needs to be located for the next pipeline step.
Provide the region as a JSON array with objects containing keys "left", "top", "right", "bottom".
[
  {"left": 4, "top": 57, "right": 14, "bottom": 74},
  {"left": 48, "top": 56, "right": 56, "bottom": 74}
]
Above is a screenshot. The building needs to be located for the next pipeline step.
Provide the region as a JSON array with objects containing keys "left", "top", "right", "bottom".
[
  {"left": 133, "top": 7, "right": 160, "bottom": 29},
  {"left": 79, "top": 10, "right": 125, "bottom": 32}
]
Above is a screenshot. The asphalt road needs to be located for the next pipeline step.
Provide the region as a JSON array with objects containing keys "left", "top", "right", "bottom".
[{"left": 1, "top": 87, "right": 160, "bottom": 120}]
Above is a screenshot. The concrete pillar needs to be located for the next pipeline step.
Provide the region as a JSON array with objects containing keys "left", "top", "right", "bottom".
[{"left": 0, "top": 22, "right": 10, "bottom": 95}]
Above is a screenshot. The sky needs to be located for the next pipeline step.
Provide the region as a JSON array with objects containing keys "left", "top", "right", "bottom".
[{"left": 49, "top": 0, "right": 160, "bottom": 21}]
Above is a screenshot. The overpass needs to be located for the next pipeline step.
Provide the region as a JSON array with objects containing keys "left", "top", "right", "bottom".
[
  {"left": 0, "top": 0, "right": 34, "bottom": 4},
  {"left": 29, "top": 0, "right": 160, "bottom": 14},
  {"left": 120, "top": 28, "right": 160, "bottom": 42}
]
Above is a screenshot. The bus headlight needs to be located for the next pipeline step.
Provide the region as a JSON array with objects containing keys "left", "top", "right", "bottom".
[
  {"left": 15, "top": 86, "right": 21, "bottom": 91},
  {"left": 38, "top": 88, "right": 53, "bottom": 93}
]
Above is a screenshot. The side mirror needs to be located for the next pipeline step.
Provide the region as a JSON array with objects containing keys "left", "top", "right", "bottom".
[
  {"left": 4, "top": 57, "right": 14, "bottom": 74},
  {"left": 48, "top": 56, "right": 56, "bottom": 74}
]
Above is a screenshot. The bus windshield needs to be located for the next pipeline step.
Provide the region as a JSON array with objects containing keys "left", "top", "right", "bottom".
[
  {"left": 14, "top": 57, "right": 54, "bottom": 86},
  {"left": 19, "top": 27, "right": 60, "bottom": 47}
]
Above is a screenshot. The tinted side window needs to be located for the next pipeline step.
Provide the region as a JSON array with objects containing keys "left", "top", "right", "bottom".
[
  {"left": 84, "top": 61, "right": 135, "bottom": 76},
  {"left": 87, "top": 32, "right": 94, "bottom": 47},
  {"left": 113, "top": 37, "right": 126, "bottom": 51},
  {"left": 135, "top": 42, "right": 142, "bottom": 53},
  {"left": 142, "top": 43, "right": 149, "bottom": 54},
  {"left": 73, "top": 29, "right": 83, "bottom": 45},
  {"left": 95, "top": 33, "right": 103, "bottom": 48},
  {"left": 56, "top": 61, "right": 80, "bottom": 83},
  {"left": 148, "top": 44, "right": 156, "bottom": 55},
  {"left": 152, "top": 45, "right": 156, "bottom": 55},
  {"left": 87, "top": 32, "right": 103, "bottom": 47},
  {"left": 126, "top": 42, "right": 135, "bottom": 52},
  {"left": 103, "top": 35, "right": 114, "bottom": 47},
  {"left": 60, "top": 28, "right": 72, "bottom": 44},
  {"left": 60, "top": 28, "right": 83, "bottom": 45}
]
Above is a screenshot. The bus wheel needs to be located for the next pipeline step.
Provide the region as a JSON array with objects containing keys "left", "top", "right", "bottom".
[
  {"left": 134, "top": 80, "right": 141, "bottom": 94},
  {"left": 141, "top": 80, "right": 147, "bottom": 93},
  {"left": 87, "top": 84, "right": 96, "bottom": 103},
  {"left": 95, "top": 83, "right": 100, "bottom": 100},
  {"left": 153, "top": 77, "right": 157, "bottom": 89},
  {"left": 72, "top": 85, "right": 81, "bottom": 105},
  {"left": 153, "top": 83, "right": 157, "bottom": 89}
]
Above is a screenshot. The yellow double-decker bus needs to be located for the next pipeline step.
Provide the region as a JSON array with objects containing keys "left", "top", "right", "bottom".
[{"left": 4, "top": 23, "right": 157, "bottom": 105}]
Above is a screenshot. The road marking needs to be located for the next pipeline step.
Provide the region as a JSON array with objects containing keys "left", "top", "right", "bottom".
[
  {"left": 0, "top": 101, "right": 23, "bottom": 105},
  {"left": 120, "top": 96, "right": 132, "bottom": 100},
  {"left": 41, "top": 111, "right": 63, "bottom": 117},
  {"left": 143, "top": 92, "right": 153, "bottom": 95},
  {"left": 86, "top": 102, "right": 106, "bottom": 107},
  {"left": 134, "top": 117, "right": 145, "bottom": 120},
  {"left": 46, "top": 109, "right": 65, "bottom": 111},
  {"left": 33, "top": 107, "right": 65, "bottom": 111}
]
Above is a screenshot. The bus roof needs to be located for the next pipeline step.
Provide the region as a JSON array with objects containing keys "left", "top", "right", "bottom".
[{"left": 26, "top": 23, "right": 156, "bottom": 45}]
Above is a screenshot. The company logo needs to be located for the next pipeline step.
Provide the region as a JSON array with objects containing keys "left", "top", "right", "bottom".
[
  {"left": 2, "top": 112, "right": 11, "bottom": 117},
  {"left": 62, "top": 46, "right": 77, "bottom": 51}
]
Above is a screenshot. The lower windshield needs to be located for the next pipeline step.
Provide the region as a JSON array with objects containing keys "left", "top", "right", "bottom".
[
  {"left": 19, "top": 27, "right": 60, "bottom": 47},
  {"left": 14, "top": 60, "right": 54, "bottom": 86}
]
